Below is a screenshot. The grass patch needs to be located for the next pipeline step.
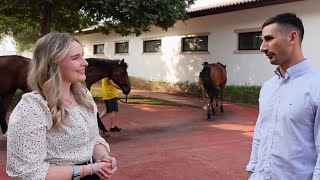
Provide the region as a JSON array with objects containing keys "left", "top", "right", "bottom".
[
  {"left": 9, "top": 89, "right": 24, "bottom": 110},
  {"left": 10, "top": 88, "right": 186, "bottom": 110},
  {"left": 129, "top": 76, "right": 261, "bottom": 107},
  {"left": 92, "top": 86, "right": 187, "bottom": 107},
  {"left": 129, "top": 76, "right": 199, "bottom": 96},
  {"left": 10, "top": 77, "right": 261, "bottom": 110},
  {"left": 117, "top": 96, "right": 186, "bottom": 106},
  {"left": 224, "top": 85, "right": 260, "bottom": 108}
]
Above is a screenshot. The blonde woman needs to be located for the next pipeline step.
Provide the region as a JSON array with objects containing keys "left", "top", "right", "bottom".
[{"left": 6, "top": 32, "right": 117, "bottom": 180}]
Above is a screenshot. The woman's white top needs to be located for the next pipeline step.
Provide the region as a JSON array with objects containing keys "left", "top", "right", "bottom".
[{"left": 6, "top": 91, "right": 109, "bottom": 179}]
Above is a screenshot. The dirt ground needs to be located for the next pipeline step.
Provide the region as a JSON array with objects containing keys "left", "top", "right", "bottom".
[{"left": 0, "top": 92, "right": 258, "bottom": 180}]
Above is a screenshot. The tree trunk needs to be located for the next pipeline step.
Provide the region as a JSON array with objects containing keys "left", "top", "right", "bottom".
[{"left": 39, "top": 3, "right": 52, "bottom": 38}]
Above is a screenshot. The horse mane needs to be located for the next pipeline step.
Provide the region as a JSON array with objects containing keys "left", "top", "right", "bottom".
[
  {"left": 201, "top": 66, "right": 220, "bottom": 97},
  {"left": 217, "top": 62, "right": 226, "bottom": 69},
  {"left": 86, "top": 58, "right": 128, "bottom": 69},
  {"left": 0, "top": 55, "right": 30, "bottom": 62},
  {"left": 86, "top": 58, "right": 118, "bottom": 66}
]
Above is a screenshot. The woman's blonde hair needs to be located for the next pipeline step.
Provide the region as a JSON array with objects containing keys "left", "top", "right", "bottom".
[{"left": 28, "top": 32, "right": 94, "bottom": 128}]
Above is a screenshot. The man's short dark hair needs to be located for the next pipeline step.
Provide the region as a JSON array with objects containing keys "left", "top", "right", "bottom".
[{"left": 262, "top": 12, "right": 304, "bottom": 43}]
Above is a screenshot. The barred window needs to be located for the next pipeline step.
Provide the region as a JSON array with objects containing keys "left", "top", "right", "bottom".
[
  {"left": 182, "top": 36, "right": 208, "bottom": 52},
  {"left": 238, "top": 32, "right": 262, "bottom": 50},
  {"left": 115, "top": 42, "right": 129, "bottom": 53},
  {"left": 143, "top": 40, "right": 161, "bottom": 53},
  {"left": 93, "top": 44, "right": 104, "bottom": 54}
]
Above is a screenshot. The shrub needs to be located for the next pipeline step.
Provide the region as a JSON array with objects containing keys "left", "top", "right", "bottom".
[
  {"left": 129, "top": 76, "right": 199, "bottom": 96},
  {"left": 129, "top": 76, "right": 261, "bottom": 107},
  {"left": 224, "top": 85, "right": 260, "bottom": 106},
  {"left": 12, "top": 77, "right": 261, "bottom": 109}
]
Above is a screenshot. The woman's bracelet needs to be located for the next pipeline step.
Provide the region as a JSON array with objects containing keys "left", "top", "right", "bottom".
[
  {"left": 90, "top": 157, "right": 93, "bottom": 175},
  {"left": 81, "top": 165, "right": 84, "bottom": 177},
  {"left": 90, "top": 163, "right": 93, "bottom": 175}
]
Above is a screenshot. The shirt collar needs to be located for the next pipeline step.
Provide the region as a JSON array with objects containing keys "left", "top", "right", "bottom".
[{"left": 274, "top": 59, "right": 310, "bottom": 79}]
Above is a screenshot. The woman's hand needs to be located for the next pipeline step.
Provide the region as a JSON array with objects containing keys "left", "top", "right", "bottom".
[{"left": 94, "top": 154, "right": 117, "bottom": 179}]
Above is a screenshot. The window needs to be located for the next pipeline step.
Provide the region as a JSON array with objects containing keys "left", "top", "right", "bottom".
[
  {"left": 143, "top": 40, "right": 161, "bottom": 53},
  {"left": 238, "top": 31, "right": 262, "bottom": 50},
  {"left": 182, "top": 36, "right": 208, "bottom": 52},
  {"left": 115, "top": 42, "right": 129, "bottom": 53},
  {"left": 93, "top": 44, "right": 104, "bottom": 54}
]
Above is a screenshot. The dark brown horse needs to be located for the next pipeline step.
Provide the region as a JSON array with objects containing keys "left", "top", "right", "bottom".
[
  {"left": 200, "top": 62, "right": 227, "bottom": 120},
  {"left": 0, "top": 55, "right": 30, "bottom": 134},
  {"left": 85, "top": 58, "right": 131, "bottom": 135},
  {"left": 0, "top": 55, "right": 131, "bottom": 135},
  {"left": 85, "top": 58, "right": 131, "bottom": 95}
]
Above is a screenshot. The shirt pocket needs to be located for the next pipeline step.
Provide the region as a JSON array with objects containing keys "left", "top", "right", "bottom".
[{"left": 281, "top": 93, "right": 315, "bottom": 126}]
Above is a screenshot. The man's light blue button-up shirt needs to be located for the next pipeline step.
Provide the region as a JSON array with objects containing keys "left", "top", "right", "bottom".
[{"left": 247, "top": 59, "right": 320, "bottom": 180}]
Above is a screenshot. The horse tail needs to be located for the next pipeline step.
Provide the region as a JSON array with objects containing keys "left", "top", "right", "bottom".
[{"left": 200, "top": 66, "right": 220, "bottom": 97}]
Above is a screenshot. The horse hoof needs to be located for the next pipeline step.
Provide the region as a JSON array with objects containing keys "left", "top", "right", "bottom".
[
  {"left": 3, "top": 132, "right": 7, "bottom": 138},
  {"left": 207, "top": 115, "right": 214, "bottom": 121}
]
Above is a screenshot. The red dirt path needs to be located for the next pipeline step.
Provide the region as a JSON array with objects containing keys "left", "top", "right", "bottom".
[{"left": 0, "top": 94, "right": 258, "bottom": 179}]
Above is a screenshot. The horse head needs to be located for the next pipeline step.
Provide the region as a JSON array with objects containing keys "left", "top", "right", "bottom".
[{"left": 110, "top": 59, "right": 131, "bottom": 95}]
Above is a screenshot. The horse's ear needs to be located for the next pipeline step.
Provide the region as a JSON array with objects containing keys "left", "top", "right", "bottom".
[{"left": 120, "top": 58, "right": 124, "bottom": 64}]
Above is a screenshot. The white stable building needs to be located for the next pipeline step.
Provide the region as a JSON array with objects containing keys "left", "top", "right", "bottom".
[
  {"left": 0, "top": 36, "right": 17, "bottom": 56},
  {"left": 77, "top": 0, "right": 320, "bottom": 85},
  {"left": 0, "top": 36, "right": 33, "bottom": 58}
]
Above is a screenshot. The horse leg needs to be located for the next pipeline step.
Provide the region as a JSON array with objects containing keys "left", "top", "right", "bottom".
[
  {"left": 0, "top": 92, "right": 15, "bottom": 134},
  {"left": 207, "top": 106, "right": 211, "bottom": 120},
  {"left": 207, "top": 96, "right": 216, "bottom": 121},
  {"left": 220, "top": 89, "right": 224, "bottom": 113},
  {"left": 97, "top": 113, "right": 110, "bottom": 137},
  {"left": 0, "top": 98, "right": 7, "bottom": 135},
  {"left": 211, "top": 96, "right": 215, "bottom": 115},
  {"left": 215, "top": 95, "right": 219, "bottom": 107},
  {"left": 207, "top": 96, "right": 213, "bottom": 120}
]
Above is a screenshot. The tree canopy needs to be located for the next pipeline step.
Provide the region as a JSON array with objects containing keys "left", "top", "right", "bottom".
[{"left": 0, "top": 0, "right": 195, "bottom": 51}]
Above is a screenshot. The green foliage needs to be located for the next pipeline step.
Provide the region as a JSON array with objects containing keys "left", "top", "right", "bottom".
[
  {"left": 12, "top": 27, "right": 38, "bottom": 51},
  {"left": 0, "top": 0, "right": 195, "bottom": 51},
  {"left": 10, "top": 89, "right": 24, "bottom": 110},
  {"left": 224, "top": 85, "right": 261, "bottom": 107},
  {"left": 11, "top": 76, "right": 261, "bottom": 109},
  {"left": 129, "top": 76, "right": 199, "bottom": 96},
  {"left": 129, "top": 76, "right": 261, "bottom": 107}
]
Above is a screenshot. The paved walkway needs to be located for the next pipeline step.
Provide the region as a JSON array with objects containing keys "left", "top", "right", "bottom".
[{"left": 0, "top": 90, "right": 258, "bottom": 179}]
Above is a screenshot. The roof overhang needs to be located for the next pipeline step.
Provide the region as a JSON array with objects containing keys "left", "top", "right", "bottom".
[
  {"left": 78, "top": 0, "right": 304, "bottom": 35},
  {"left": 187, "top": 0, "right": 304, "bottom": 18}
]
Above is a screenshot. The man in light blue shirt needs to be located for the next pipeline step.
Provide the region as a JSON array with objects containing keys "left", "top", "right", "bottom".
[{"left": 247, "top": 12, "right": 320, "bottom": 179}]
